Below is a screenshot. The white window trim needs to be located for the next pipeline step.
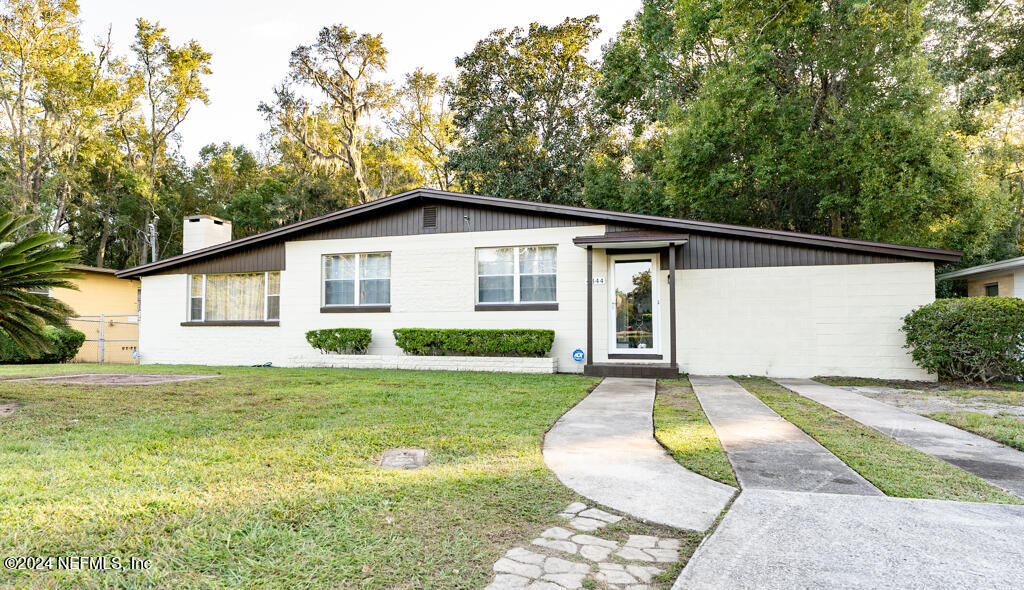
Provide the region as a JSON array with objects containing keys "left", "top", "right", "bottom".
[
  {"left": 476, "top": 245, "right": 558, "bottom": 305},
  {"left": 321, "top": 252, "right": 391, "bottom": 307},
  {"left": 187, "top": 271, "right": 279, "bottom": 322}
]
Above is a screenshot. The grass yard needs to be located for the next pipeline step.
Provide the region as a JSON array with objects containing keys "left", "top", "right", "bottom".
[
  {"left": 0, "top": 364, "right": 600, "bottom": 589},
  {"left": 653, "top": 379, "right": 737, "bottom": 487},
  {"left": 926, "top": 412, "right": 1024, "bottom": 452},
  {"left": 735, "top": 377, "right": 1021, "bottom": 504}
]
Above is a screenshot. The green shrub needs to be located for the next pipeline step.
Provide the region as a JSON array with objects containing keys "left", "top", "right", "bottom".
[
  {"left": 393, "top": 328, "right": 555, "bottom": 357},
  {"left": 0, "top": 325, "right": 86, "bottom": 364},
  {"left": 902, "top": 297, "right": 1024, "bottom": 382},
  {"left": 305, "top": 328, "right": 372, "bottom": 354}
]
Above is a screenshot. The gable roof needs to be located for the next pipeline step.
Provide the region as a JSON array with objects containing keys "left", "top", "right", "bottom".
[
  {"left": 117, "top": 188, "right": 961, "bottom": 278},
  {"left": 936, "top": 255, "right": 1024, "bottom": 281}
]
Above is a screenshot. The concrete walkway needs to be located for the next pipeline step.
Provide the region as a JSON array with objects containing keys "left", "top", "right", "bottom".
[
  {"left": 776, "top": 378, "right": 1024, "bottom": 498},
  {"left": 674, "top": 489, "right": 1024, "bottom": 589},
  {"left": 690, "top": 375, "right": 881, "bottom": 495},
  {"left": 543, "top": 378, "right": 736, "bottom": 531}
]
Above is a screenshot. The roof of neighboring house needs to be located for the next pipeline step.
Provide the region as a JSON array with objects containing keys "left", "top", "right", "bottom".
[
  {"left": 936, "top": 255, "right": 1024, "bottom": 281},
  {"left": 69, "top": 264, "right": 121, "bottom": 276},
  {"left": 116, "top": 188, "right": 963, "bottom": 278}
]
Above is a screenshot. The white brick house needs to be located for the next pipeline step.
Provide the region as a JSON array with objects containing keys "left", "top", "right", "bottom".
[{"left": 117, "top": 188, "right": 960, "bottom": 379}]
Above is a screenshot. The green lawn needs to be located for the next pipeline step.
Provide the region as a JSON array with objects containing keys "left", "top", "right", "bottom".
[
  {"left": 736, "top": 377, "right": 1021, "bottom": 504},
  {"left": 0, "top": 364, "right": 601, "bottom": 588},
  {"left": 927, "top": 411, "right": 1024, "bottom": 452},
  {"left": 653, "top": 379, "right": 737, "bottom": 487}
]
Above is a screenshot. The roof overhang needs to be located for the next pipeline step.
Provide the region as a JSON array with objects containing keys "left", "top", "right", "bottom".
[
  {"left": 116, "top": 188, "right": 963, "bottom": 278},
  {"left": 573, "top": 231, "right": 690, "bottom": 249},
  {"left": 937, "top": 255, "right": 1024, "bottom": 281}
]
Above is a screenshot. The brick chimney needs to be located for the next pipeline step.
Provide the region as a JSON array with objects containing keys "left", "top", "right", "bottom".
[{"left": 183, "top": 215, "right": 232, "bottom": 253}]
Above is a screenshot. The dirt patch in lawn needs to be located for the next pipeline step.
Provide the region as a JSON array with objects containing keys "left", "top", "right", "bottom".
[
  {"left": 4, "top": 374, "right": 217, "bottom": 386},
  {"left": 0, "top": 401, "right": 17, "bottom": 417},
  {"left": 841, "top": 386, "right": 1024, "bottom": 421}
]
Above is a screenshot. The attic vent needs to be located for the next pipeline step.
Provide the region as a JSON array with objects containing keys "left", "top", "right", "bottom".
[{"left": 423, "top": 206, "right": 438, "bottom": 228}]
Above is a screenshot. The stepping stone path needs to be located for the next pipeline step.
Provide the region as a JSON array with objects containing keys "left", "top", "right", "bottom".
[{"left": 485, "top": 502, "right": 680, "bottom": 590}]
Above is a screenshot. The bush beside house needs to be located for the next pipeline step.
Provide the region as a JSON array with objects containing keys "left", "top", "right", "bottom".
[
  {"left": 305, "top": 328, "right": 372, "bottom": 354},
  {"left": 902, "top": 297, "right": 1024, "bottom": 382},
  {"left": 0, "top": 326, "right": 86, "bottom": 364},
  {"left": 393, "top": 328, "right": 555, "bottom": 357}
]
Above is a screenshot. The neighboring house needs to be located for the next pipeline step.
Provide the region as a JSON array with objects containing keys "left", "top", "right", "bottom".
[
  {"left": 52, "top": 266, "right": 140, "bottom": 363},
  {"left": 936, "top": 256, "right": 1024, "bottom": 298},
  {"left": 117, "top": 189, "right": 961, "bottom": 379}
]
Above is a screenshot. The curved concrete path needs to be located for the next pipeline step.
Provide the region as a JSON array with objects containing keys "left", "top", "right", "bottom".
[
  {"left": 776, "top": 378, "right": 1024, "bottom": 498},
  {"left": 543, "top": 378, "right": 736, "bottom": 531},
  {"left": 674, "top": 489, "right": 1024, "bottom": 589},
  {"left": 690, "top": 376, "right": 881, "bottom": 495}
]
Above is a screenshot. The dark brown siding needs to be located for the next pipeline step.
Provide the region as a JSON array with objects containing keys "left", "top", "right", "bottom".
[
  {"left": 164, "top": 241, "right": 285, "bottom": 275},
  {"left": 295, "top": 203, "right": 627, "bottom": 241},
  {"left": 662, "top": 234, "right": 905, "bottom": 270}
]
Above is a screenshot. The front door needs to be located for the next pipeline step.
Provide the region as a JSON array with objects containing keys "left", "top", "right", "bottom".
[{"left": 609, "top": 255, "right": 659, "bottom": 355}]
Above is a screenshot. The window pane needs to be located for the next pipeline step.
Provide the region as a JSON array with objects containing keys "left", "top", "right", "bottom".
[
  {"left": 190, "top": 297, "right": 203, "bottom": 321},
  {"left": 323, "top": 255, "right": 355, "bottom": 280},
  {"left": 360, "top": 279, "right": 390, "bottom": 304},
  {"left": 191, "top": 275, "right": 203, "bottom": 297},
  {"left": 520, "top": 274, "right": 556, "bottom": 302},
  {"left": 519, "top": 246, "right": 556, "bottom": 275},
  {"left": 477, "top": 248, "right": 513, "bottom": 276},
  {"left": 361, "top": 253, "right": 390, "bottom": 279},
  {"left": 267, "top": 295, "right": 280, "bottom": 320},
  {"left": 325, "top": 280, "right": 355, "bottom": 305},
  {"left": 478, "top": 275, "right": 513, "bottom": 303},
  {"left": 267, "top": 272, "right": 280, "bottom": 295},
  {"left": 205, "top": 273, "right": 265, "bottom": 321}
]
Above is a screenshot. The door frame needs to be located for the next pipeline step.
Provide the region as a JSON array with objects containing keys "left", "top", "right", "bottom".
[{"left": 607, "top": 252, "right": 661, "bottom": 357}]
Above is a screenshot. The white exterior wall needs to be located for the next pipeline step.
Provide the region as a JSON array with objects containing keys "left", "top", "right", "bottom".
[
  {"left": 139, "top": 224, "right": 936, "bottom": 379},
  {"left": 672, "top": 262, "right": 935, "bottom": 380},
  {"left": 1015, "top": 269, "right": 1024, "bottom": 299},
  {"left": 139, "top": 225, "right": 598, "bottom": 372}
]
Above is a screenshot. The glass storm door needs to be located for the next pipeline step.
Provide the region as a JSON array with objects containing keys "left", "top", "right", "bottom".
[{"left": 611, "top": 258, "right": 658, "bottom": 353}]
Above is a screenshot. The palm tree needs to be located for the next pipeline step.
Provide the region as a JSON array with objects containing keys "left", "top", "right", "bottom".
[{"left": 0, "top": 213, "right": 81, "bottom": 354}]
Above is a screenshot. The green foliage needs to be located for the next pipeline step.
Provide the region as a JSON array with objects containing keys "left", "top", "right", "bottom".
[
  {"left": 0, "top": 325, "right": 85, "bottom": 363},
  {"left": 0, "top": 213, "right": 81, "bottom": 353},
  {"left": 902, "top": 298, "right": 1024, "bottom": 383},
  {"left": 449, "top": 16, "right": 605, "bottom": 205},
  {"left": 305, "top": 328, "right": 372, "bottom": 354},
  {"left": 392, "top": 329, "right": 555, "bottom": 357}
]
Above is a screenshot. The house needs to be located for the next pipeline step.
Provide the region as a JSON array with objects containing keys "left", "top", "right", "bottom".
[
  {"left": 936, "top": 256, "right": 1024, "bottom": 298},
  {"left": 117, "top": 188, "right": 960, "bottom": 379},
  {"left": 53, "top": 265, "right": 140, "bottom": 363}
]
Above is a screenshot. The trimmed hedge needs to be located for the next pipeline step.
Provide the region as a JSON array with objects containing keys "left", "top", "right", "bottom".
[
  {"left": 393, "top": 328, "right": 555, "bottom": 357},
  {"left": 902, "top": 297, "right": 1024, "bottom": 383},
  {"left": 0, "top": 326, "right": 86, "bottom": 364},
  {"left": 306, "top": 328, "right": 372, "bottom": 354}
]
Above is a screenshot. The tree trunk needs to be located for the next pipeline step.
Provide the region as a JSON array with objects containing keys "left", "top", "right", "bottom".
[{"left": 95, "top": 211, "right": 111, "bottom": 267}]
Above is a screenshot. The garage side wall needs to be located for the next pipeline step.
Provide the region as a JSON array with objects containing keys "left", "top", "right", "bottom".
[{"left": 674, "top": 262, "right": 935, "bottom": 380}]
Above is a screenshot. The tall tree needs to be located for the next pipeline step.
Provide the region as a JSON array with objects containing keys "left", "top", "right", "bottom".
[
  {"left": 262, "top": 24, "right": 393, "bottom": 204},
  {"left": 388, "top": 68, "right": 458, "bottom": 191},
  {"left": 449, "top": 16, "right": 605, "bottom": 205},
  {"left": 123, "top": 18, "right": 211, "bottom": 264}
]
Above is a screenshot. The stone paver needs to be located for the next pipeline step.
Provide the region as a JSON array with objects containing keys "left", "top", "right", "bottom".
[
  {"left": 690, "top": 375, "right": 881, "bottom": 495},
  {"left": 487, "top": 502, "right": 680, "bottom": 590},
  {"left": 775, "top": 378, "right": 1024, "bottom": 497},
  {"left": 543, "top": 378, "right": 736, "bottom": 531},
  {"left": 673, "top": 488, "right": 1024, "bottom": 589}
]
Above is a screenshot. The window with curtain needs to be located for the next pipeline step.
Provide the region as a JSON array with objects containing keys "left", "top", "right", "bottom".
[
  {"left": 188, "top": 271, "right": 280, "bottom": 321},
  {"left": 477, "top": 246, "right": 557, "bottom": 304},
  {"left": 323, "top": 252, "right": 391, "bottom": 306}
]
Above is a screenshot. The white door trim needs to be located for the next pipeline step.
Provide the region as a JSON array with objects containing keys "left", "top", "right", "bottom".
[{"left": 607, "top": 253, "right": 661, "bottom": 356}]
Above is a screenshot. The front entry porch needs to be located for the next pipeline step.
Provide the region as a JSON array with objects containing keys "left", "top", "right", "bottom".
[{"left": 574, "top": 230, "right": 687, "bottom": 379}]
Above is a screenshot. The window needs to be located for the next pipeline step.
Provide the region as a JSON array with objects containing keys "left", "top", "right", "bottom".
[
  {"left": 187, "top": 271, "right": 280, "bottom": 322},
  {"left": 322, "top": 252, "right": 391, "bottom": 307},
  {"left": 985, "top": 283, "right": 999, "bottom": 297},
  {"left": 26, "top": 286, "right": 51, "bottom": 296},
  {"left": 476, "top": 246, "right": 556, "bottom": 304}
]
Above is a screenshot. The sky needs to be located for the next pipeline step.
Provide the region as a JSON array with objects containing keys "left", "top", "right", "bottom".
[{"left": 77, "top": 0, "right": 641, "bottom": 163}]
